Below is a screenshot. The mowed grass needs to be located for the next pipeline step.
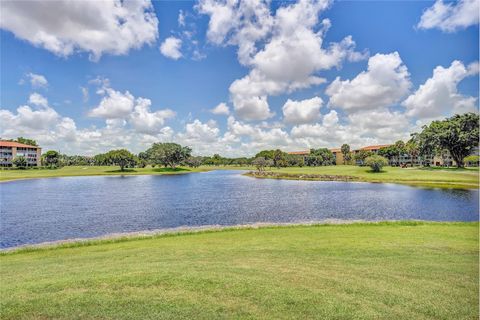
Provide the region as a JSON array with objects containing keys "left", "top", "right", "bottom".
[
  {"left": 1, "top": 222, "right": 478, "bottom": 319},
  {"left": 0, "top": 165, "right": 209, "bottom": 181},
  {"left": 263, "top": 165, "right": 479, "bottom": 189}
]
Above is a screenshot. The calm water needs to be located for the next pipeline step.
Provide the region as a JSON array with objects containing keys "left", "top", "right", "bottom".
[{"left": 0, "top": 170, "right": 478, "bottom": 248}]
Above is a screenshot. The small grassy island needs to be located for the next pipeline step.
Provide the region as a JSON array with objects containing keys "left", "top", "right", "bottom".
[
  {"left": 246, "top": 165, "right": 479, "bottom": 189},
  {"left": 1, "top": 222, "right": 478, "bottom": 319}
]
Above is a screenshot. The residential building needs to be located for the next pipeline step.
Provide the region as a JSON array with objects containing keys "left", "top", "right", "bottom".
[
  {"left": 0, "top": 141, "right": 41, "bottom": 167},
  {"left": 430, "top": 147, "right": 479, "bottom": 167},
  {"left": 329, "top": 148, "right": 344, "bottom": 165},
  {"left": 349, "top": 144, "right": 391, "bottom": 165},
  {"left": 288, "top": 144, "right": 478, "bottom": 167},
  {"left": 357, "top": 144, "right": 392, "bottom": 154}
]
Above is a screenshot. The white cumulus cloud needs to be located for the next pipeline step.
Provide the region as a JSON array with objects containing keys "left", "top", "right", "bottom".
[
  {"left": 196, "top": 0, "right": 274, "bottom": 65},
  {"left": 0, "top": 92, "right": 177, "bottom": 155},
  {"left": 160, "top": 36, "right": 182, "bottom": 60},
  {"left": 0, "top": 94, "right": 77, "bottom": 147},
  {"left": 417, "top": 0, "right": 479, "bottom": 32},
  {"left": 129, "top": 98, "right": 176, "bottom": 134},
  {"left": 199, "top": 0, "right": 366, "bottom": 121},
  {"left": 326, "top": 52, "right": 411, "bottom": 111},
  {"left": 28, "top": 93, "right": 49, "bottom": 108},
  {"left": 403, "top": 60, "right": 479, "bottom": 120},
  {"left": 88, "top": 82, "right": 176, "bottom": 135},
  {"left": 89, "top": 88, "right": 135, "bottom": 119},
  {"left": 282, "top": 97, "right": 322, "bottom": 124},
  {"left": 0, "top": 0, "right": 158, "bottom": 60},
  {"left": 210, "top": 102, "right": 230, "bottom": 115},
  {"left": 178, "top": 119, "right": 220, "bottom": 143}
]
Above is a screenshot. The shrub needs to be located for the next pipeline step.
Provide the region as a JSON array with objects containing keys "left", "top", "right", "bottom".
[
  {"left": 12, "top": 156, "right": 27, "bottom": 169},
  {"left": 137, "top": 159, "right": 147, "bottom": 168},
  {"left": 43, "top": 150, "right": 60, "bottom": 168},
  {"left": 365, "top": 155, "right": 388, "bottom": 172},
  {"left": 464, "top": 155, "right": 479, "bottom": 167},
  {"left": 252, "top": 157, "right": 273, "bottom": 171},
  {"left": 354, "top": 150, "right": 374, "bottom": 166},
  {"left": 185, "top": 157, "right": 202, "bottom": 168}
]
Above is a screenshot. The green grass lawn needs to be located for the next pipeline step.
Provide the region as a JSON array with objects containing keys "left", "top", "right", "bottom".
[
  {"left": 0, "top": 165, "right": 210, "bottom": 181},
  {"left": 255, "top": 165, "right": 479, "bottom": 189},
  {"left": 1, "top": 222, "right": 478, "bottom": 319}
]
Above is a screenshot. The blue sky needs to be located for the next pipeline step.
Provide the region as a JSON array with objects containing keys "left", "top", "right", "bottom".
[{"left": 0, "top": 0, "right": 478, "bottom": 156}]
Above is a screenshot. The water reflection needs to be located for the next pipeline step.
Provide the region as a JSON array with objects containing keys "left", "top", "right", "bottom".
[{"left": 1, "top": 170, "right": 478, "bottom": 248}]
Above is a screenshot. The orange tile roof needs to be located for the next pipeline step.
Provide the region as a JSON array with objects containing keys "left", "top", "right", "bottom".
[
  {"left": 329, "top": 148, "right": 341, "bottom": 153},
  {"left": 287, "top": 150, "right": 310, "bottom": 155},
  {"left": 0, "top": 140, "right": 40, "bottom": 148},
  {"left": 360, "top": 144, "right": 391, "bottom": 151}
]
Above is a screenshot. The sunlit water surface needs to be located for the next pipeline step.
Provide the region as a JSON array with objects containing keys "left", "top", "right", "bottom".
[{"left": 1, "top": 170, "right": 478, "bottom": 248}]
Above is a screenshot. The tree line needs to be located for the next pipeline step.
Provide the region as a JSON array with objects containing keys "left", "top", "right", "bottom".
[
  {"left": 248, "top": 113, "right": 479, "bottom": 171},
  {"left": 379, "top": 113, "right": 478, "bottom": 168},
  {"left": 7, "top": 112, "right": 479, "bottom": 170}
]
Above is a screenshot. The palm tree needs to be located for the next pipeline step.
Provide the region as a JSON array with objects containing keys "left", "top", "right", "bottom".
[
  {"left": 341, "top": 144, "right": 350, "bottom": 165},
  {"left": 405, "top": 139, "right": 419, "bottom": 167}
]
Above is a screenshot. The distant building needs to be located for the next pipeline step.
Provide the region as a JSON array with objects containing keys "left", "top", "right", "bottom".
[
  {"left": 329, "top": 148, "right": 344, "bottom": 165},
  {"left": 288, "top": 144, "right": 478, "bottom": 167},
  {"left": 287, "top": 150, "right": 310, "bottom": 156},
  {"left": 0, "top": 141, "right": 41, "bottom": 167},
  {"left": 357, "top": 144, "right": 392, "bottom": 153},
  {"left": 352, "top": 144, "right": 392, "bottom": 165}
]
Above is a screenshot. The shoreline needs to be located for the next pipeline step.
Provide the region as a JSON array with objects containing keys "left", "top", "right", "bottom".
[
  {"left": 244, "top": 171, "right": 479, "bottom": 189},
  {"left": 2, "top": 220, "right": 476, "bottom": 253},
  {"left": 1, "top": 168, "right": 477, "bottom": 189},
  {"left": 0, "top": 166, "right": 253, "bottom": 183},
  {"left": 0, "top": 168, "right": 212, "bottom": 183}
]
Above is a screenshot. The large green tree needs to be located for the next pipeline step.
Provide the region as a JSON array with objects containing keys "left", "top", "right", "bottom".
[
  {"left": 15, "top": 137, "right": 37, "bottom": 146},
  {"left": 252, "top": 157, "right": 273, "bottom": 171},
  {"left": 43, "top": 150, "right": 60, "bottom": 168},
  {"left": 285, "top": 154, "right": 304, "bottom": 167},
  {"left": 393, "top": 140, "right": 407, "bottom": 165},
  {"left": 59, "top": 154, "right": 93, "bottom": 166},
  {"left": 272, "top": 149, "right": 287, "bottom": 168},
  {"left": 212, "top": 154, "right": 223, "bottom": 166},
  {"left": 378, "top": 141, "right": 406, "bottom": 166},
  {"left": 405, "top": 138, "right": 419, "bottom": 167},
  {"left": 394, "top": 140, "right": 406, "bottom": 153},
  {"left": 105, "top": 149, "right": 136, "bottom": 171},
  {"left": 309, "top": 148, "right": 335, "bottom": 166},
  {"left": 185, "top": 156, "right": 203, "bottom": 168},
  {"left": 416, "top": 113, "right": 479, "bottom": 168},
  {"left": 145, "top": 143, "right": 192, "bottom": 169},
  {"left": 340, "top": 144, "right": 351, "bottom": 165},
  {"left": 365, "top": 155, "right": 388, "bottom": 172},
  {"left": 254, "top": 150, "right": 275, "bottom": 160},
  {"left": 93, "top": 153, "right": 109, "bottom": 166},
  {"left": 354, "top": 150, "right": 373, "bottom": 166},
  {"left": 378, "top": 146, "right": 396, "bottom": 164}
]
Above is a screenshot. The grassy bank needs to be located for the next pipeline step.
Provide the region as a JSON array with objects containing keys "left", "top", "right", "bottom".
[
  {"left": 0, "top": 165, "right": 211, "bottom": 182},
  {"left": 0, "top": 165, "right": 255, "bottom": 182},
  {"left": 1, "top": 222, "right": 478, "bottom": 319},
  {"left": 248, "top": 165, "right": 479, "bottom": 189}
]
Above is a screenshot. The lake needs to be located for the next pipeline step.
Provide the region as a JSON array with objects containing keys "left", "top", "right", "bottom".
[{"left": 1, "top": 170, "right": 478, "bottom": 248}]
